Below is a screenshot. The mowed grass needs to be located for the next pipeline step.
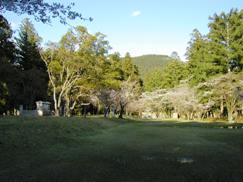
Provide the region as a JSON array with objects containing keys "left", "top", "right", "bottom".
[{"left": 1, "top": 117, "right": 243, "bottom": 182}]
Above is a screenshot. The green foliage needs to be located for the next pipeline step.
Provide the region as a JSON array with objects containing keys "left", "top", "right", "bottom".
[
  {"left": 16, "top": 18, "right": 44, "bottom": 70},
  {"left": 208, "top": 9, "right": 243, "bottom": 72},
  {"left": 103, "top": 53, "right": 123, "bottom": 89},
  {"left": 187, "top": 9, "right": 243, "bottom": 85},
  {"left": 0, "top": 82, "right": 8, "bottom": 114},
  {"left": 2, "top": 8, "right": 241, "bottom": 119},
  {"left": 144, "top": 60, "right": 188, "bottom": 91},
  {"left": 132, "top": 54, "right": 172, "bottom": 78},
  {"left": 0, "top": 15, "right": 21, "bottom": 113},
  {"left": 170, "top": 51, "right": 180, "bottom": 60},
  {"left": 186, "top": 29, "right": 213, "bottom": 85},
  {"left": 199, "top": 73, "right": 243, "bottom": 122},
  {"left": 122, "top": 53, "right": 141, "bottom": 81},
  {"left": 42, "top": 26, "right": 128, "bottom": 116},
  {"left": 1, "top": 0, "right": 92, "bottom": 24},
  {"left": 143, "top": 69, "right": 164, "bottom": 91},
  {"left": 0, "top": 15, "right": 15, "bottom": 63},
  {"left": 15, "top": 18, "right": 48, "bottom": 108}
]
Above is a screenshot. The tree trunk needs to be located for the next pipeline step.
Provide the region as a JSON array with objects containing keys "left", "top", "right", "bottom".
[
  {"left": 227, "top": 104, "right": 236, "bottom": 123},
  {"left": 55, "top": 102, "right": 62, "bottom": 116},
  {"left": 52, "top": 87, "right": 60, "bottom": 116},
  {"left": 65, "top": 105, "right": 71, "bottom": 117},
  {"left": 228, "top": 111, "right": 234, "bottom": 123},
  {"left": 220, "top": 99, "right": 224, "bottom": 118},
  {"left": 84, "top": 106, "right": 87, "bottom": 118},
  {"left": 64, "top": 94, "right": 71, "bottom": 117},
  {"left": 226, "top": 96, "right": 237, "bottom": 123},
  {"left": 97, "top": 100, "right": 101, "bottom": 114},
  {"left": 55, "top": 108, "right": 60, "bottom": 116},
  {"left": 190, "top": 112, "right": 194, "bottom": 120},
  {"left": 119, "top": 104, "right": 124, "bottom": 119}
]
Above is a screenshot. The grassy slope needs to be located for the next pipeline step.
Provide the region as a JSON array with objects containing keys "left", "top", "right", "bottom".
[
  {"left": 1, "top": 117, "right": 243, "bottom": 182},
  {"left": 132, "top": 54, "right": 171, "bottom": 78}
]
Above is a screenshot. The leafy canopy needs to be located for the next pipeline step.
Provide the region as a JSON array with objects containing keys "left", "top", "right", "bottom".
[{"left": 0, "top": 0, "right": 92, "bottom": 24}]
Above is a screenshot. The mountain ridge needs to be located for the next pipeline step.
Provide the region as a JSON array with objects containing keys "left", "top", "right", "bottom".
[{"left": 131, "top": 54, "right": 172, "bottom": 78}]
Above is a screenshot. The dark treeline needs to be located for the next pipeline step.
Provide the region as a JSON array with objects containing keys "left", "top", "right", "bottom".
[{"left": 0, "top": 16, "right": 49, "bottom": 113}]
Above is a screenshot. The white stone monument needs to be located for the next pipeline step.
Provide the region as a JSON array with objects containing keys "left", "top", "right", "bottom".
[{"left": 36, "top": 101, "right": 51, "bottom": 116}]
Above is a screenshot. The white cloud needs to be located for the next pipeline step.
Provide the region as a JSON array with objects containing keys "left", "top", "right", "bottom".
[{"left": 131, "top": 10, "right": 141, "bottom": 17}]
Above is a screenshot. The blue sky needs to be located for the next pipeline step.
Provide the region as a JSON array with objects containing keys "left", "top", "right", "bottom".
[{"left": 3, "top": 0, "right": 243, "bottom": 60}]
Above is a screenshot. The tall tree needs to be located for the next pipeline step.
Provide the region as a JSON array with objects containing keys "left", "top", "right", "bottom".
[
  {"left": 208, "top": 9, "right": 243, "bottom": 73},
  {"left": 103, "top": 52, "right": 124, "bottom": 89},
  {"left": 41, "top": 26, "right": 112, "bottom": 116},
  {"left": 186, "top": 29, "right": 214, "bottom": 85},
  {"left": 122, "top": 52, "right": 140, "bottom": 80},
  {"left": 186, "top": 10, "right": 243, "bottom": 85},
  {"left": 0, "top": 15, "right": 21, "bottom": 114},
  {"left": 41, "top": 42, "right": 82, "bottom": 116},
  {"left": 109, "top": 52, "right": 143, "bottom": 118},
  {"left": 0, "top": 15, "right": 15, "bottom": 64},
  {"left": 16, "top": 18, "right": 45, "bottom": 70},
  {"left": 16, "top": 18, "right": 48, "bottom": 109},
  {"left": 227, "top": 9, "right": 243, "bottom": 70}
]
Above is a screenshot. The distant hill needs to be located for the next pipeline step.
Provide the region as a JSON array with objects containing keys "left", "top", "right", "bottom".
[{"left": 132, "top": 54, "right": 172, "bottom": 78}]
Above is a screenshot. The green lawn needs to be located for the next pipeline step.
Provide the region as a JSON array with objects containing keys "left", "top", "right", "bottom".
[{"left": 1, "top": 117, "right": 243, "bottom": 182}]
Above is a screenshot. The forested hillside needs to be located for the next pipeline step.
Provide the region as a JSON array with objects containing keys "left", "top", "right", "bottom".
[{"left": 132, "top": 55, "right": 172, "bottom": 77}]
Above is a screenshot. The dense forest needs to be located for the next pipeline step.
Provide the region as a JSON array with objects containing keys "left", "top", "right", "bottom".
[
  {"left": 0, "top": 9, "right": 243, "bottom": 122},
  {"left": 132, "top": 54, "right": 172, "bottom": 78}
]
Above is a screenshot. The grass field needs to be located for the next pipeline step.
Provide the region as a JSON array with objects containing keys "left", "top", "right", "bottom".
[{"left": 1, "top": 117, "right": 243, "bottom": 182}]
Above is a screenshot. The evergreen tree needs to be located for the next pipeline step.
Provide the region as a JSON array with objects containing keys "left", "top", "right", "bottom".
[
  {"left": 15, "top": 18, "right": 48, "bottom": 108},
  {"left": 105, "top": 52, "right": 124, "bottom": 89},
  {"left": 186, "top": 29, "right": 213, "bottom": 85},
  {"left": 0, "top": 15, "right": 22, "bottom": 114},
  {"left": 0, "top": 15, "right": 13, "bottom": 113},
  {"left": 144, "top": 69, "right": 164, "bottom": 91},
  {"left": 122, "top": 53, "right": 141, "bottom": 81},
  {"left": 208, "top": 9, "right": 243, "bottom": 73},
  {"left": 228, "top": 9, "right": 243, "bottom": 70},
  {"left": 187, "top": 9, "right": 243, "bottom": 85},
  {"left": 16, "top": 18, "right": 45, "bottom": 70},
  {"left": 144, "top": 60, "right": 188, "bottom": 91},
  {"left": 0, "top": 15, "right": 15, "bottom": 64}
]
